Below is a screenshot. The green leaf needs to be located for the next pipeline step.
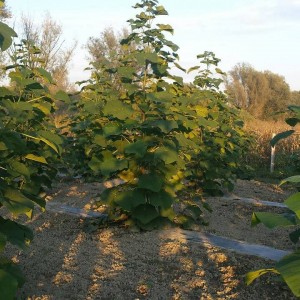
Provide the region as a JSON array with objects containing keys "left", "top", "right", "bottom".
[
  {"left": 0, "top": 233, "right": 6, "bottom": 252},
  {"left": 21, "top": 133, "right": 59, "bottom": 154},
  {"left": 186, "top": 203, "right": 202, "bottom": 220},
  {"left": 251, "top": 212, "right": 297, "bottom": 229},
  {"left": 88, "top": 156, "right": 102, "bottom": 173},
  {"left": 83, "top": 101, "right": 101, "bottom": 114},
  {"left": 270, "top": 130, "right": 295, "bottom": 147},
  {"left": 102, "top": 125, "right": 122, "bottom": 137},
  {"left": 280, "top": 176, "right": 300, "bottom": 185},
  {"left": 215, "top": 67, "right": 225, "bottom": 75},
  {"left": 38, "top": 130, "right": 63, "bottom": 154},
  {"left": 124, "top": 140, "right": 148, "bottom": 158},
  {"left": 135, "top": 52, "right": 159, "bottom": 65},
  {"left": 175, "top": 134, "right": 197, "bottom": 149},
  {"left": 290, "top": 228, "right": 300, "bottom": 244},
  {"left": 160, "top": 207, "right": 176, "bottom": 220},
  {"left": 36, "top": 68, "right": 53, "bottom": 83},
  {"left": 151, "top": 120, "right": 178, "bottom": 133},
  {"left": 157, "top": 24, "right": 174, "bottom": 34},
  {"left": 89, "top": 152, "right": 127, "bottom": 176},
  {"left": 148, "top": 91, "right": 173, "bottom": 102},
  {"left": 288, "top": 105, "right": 300, "bottom": 114},
  {"left": 174, "top": 62, "right": 186, "bottom": 72},
  {"left": 0, "top": 269, "right": 18, "bottom": 300},
  {"left": 100, "top": 157, "right": 128, "bottom": 176},
  {"left": 55, "top": 91, "right": 70, "bottom": 103},
  {"left": 11, "top": 101, "right": 32, "bottom": 112},
  {"left": 132, "top": 204, "right": 159, "bottom": 224},
  {"left": 154, "top": 146, "right": 177, "bottom": 164},
  {"left": 165, "top": 40, "right": 179, "bottom": 51},
  {"left": 0, "top": 260, "right": 25, "bottom": 286},
  {"left": 148, "top": 190, "right": 174, "bottom": 209},
  {"left": 138, "top": 173, "right": 163, "bottom": 192},
  {"left": 0, "top": 87, "right": 15, "bottom": 97},
  {"left": 32, "top": 102, "right": 52, "bottom": 115},
  {"left": 156, "top": 5, "right": 168, "bottom": 15},
  {"left": 93, "top": 135, "right": 107, "bottom": 147},
  {"left": 285, "top": 118, "right": 300, "bottom": 127},
  {"left": 198, "top": 117, "right": 218, "bottom": 128},
  {"left": 170, "top": 75, "right": 183, "bottom": 86},
  {"left": 195, "top": 105, "right": 209, "bottom": 117},
  {"left": 0, "top": 21, "right": 17, "bottom": 51},
  {"left": 3, "top": 188, "right": 34, "bottom": 216},
  {"left": 117, "top": 66, "right": 135, "bottom": 78},
  {"left": 113, "top": 189, "right": 145, "bottom": 211},
  {"left": 103, "top": 100, "right": 133, "bottom": 120},
  {"left": 187, "top": 66, "right": 200, "bottom": 74},
  {"left": 24, "top": 154, "right": 48, "bottom": 164},
  {"left": 276, "top": 251, "right": 300, "bottom": 296},
  {"left": 175, "top": 215, "right": 194, "bottom": 229},
  {"left": 25, "top": 81, "right": 44, "bottom": 90},
  {"left": 7, "top": 161, "right": 30, "bottom": 180},
  {"left": 0, "top": 217, "right": 33, "bottom": 249},
  {"left": 285, "top": 192, "right": 300, "bottom": 219},
  {"left": 245, "top": 268, "right": 279, "bottom": 285}
]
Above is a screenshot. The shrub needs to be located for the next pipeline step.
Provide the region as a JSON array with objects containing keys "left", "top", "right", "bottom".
[
  {"left": 0, "top": 12, "right": 67, "bottom": 298},
  {"left": 67, "top": 0, "right": 248, "bottom": 229}
]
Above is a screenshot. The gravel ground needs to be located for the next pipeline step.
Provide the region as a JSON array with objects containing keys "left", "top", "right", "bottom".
[{"left": 6, "top": 179, "right": 298, "bottom": 299}]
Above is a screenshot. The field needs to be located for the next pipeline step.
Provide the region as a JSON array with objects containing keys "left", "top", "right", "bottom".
[
  {"left": 4, "top": 179, "right": 296, "bottom": 300},
  {"left": 1, "top": 1, "right": 300, "bottom": 298},
  {"left": 241, "top": 118, "right": 300, "bottom": 178}
]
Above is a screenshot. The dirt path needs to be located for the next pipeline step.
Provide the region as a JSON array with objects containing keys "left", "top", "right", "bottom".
[{"left": 7, "top": 180, "right": 298, "bottom": 299}]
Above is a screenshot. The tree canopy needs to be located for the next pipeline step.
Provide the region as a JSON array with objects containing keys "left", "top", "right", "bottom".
[{"left": 225, "top": 63, "right": 293, "bottom": 119}]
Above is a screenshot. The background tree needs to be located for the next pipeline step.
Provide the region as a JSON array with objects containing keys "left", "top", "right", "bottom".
[
  {"left": 0, "top": 1, "right": 11, "bottom": 78},
  {"left": 86, "top": 27, "right": 130, "bottom": 69},
  {"left": 291, "top": 90, "right": 300, "bottom": 105},
  {"left": 0, "top": 0, "right": 10, "bottom": 20},
  {"left": 85, "top": 27, "right": 138, "bottom": 91},
  {"left": 11, "top": 13, "right": 77, "bottom": 92},
  {"left": 225, "top": 63, "right": 292, "bottom": 119},
  {"left": 263, "top": 71, "right": 291, "bottom": 116}
]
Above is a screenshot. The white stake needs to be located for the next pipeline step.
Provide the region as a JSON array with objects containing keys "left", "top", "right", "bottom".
[{"left": 270, "top": 133, "right": 276, "bottom": 173}]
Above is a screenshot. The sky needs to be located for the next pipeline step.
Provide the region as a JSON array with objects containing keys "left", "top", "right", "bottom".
[{"left": 6, "top": 0, "right": 300, "bottom": 91}]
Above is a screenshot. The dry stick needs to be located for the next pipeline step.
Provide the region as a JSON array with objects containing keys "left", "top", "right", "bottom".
[{"left": 270, "top": 133, "right": 276, "bottom": 173}]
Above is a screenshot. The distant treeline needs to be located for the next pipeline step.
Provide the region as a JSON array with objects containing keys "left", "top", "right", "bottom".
[{"left": 224, "top": 63, "right": 300, "bottom": 120}]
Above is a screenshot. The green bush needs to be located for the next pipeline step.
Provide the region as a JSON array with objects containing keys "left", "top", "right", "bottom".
[
  {"left": 246, "top": 105, "right": 300, "bottom": 297},
  {"left": 67, "top": 0, "right": 248, "bottom": 229},
  {"left": 0, "top": 9, "right": 67, "bottom": 298}
]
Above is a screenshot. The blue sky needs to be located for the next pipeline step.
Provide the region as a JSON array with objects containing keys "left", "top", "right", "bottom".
[{"left": 7, "top": 0, "right": 300, "bottom": 90}]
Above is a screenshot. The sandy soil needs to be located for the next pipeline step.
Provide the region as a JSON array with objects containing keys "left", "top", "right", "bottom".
[{"left": 6, "top": 179, "right": 299, "bottom": 299}]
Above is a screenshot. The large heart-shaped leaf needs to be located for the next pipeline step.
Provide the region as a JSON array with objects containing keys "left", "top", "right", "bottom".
[
  {"left": 132, "top": 204, "right": 159, "bottom": 224},
  {"left": 251, "top": 212, "right": 297, "bottom": 229},
  {"left": 276, "top": 251, "right": 300, "bottom": 297},
  {"left": 0, "top": 21, "right": 17, "bottom": 51},
  {"left": 285, "top": 192, "right": 300, "bottom": 219},
  {"left": 124, "top": 140, "right": 148, "bottom": 158},
  {"left": 113, "top": 189, "right": 145, "bottom": 211},
  {"left": 138, "top": 173, "right": 163, "bottom": 192}
]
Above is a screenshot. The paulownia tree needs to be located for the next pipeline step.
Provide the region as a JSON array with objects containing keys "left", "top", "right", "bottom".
[
  {"left": 0, "top": 1, "right": 68, "bottom": 297},
  {"left": 69, "top": 0, "right": 247, "bottom": 229}
]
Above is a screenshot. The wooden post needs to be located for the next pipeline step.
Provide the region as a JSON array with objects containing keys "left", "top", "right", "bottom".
[{"left": 270, "top": 133, "right": 276, "bottom": 173}]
